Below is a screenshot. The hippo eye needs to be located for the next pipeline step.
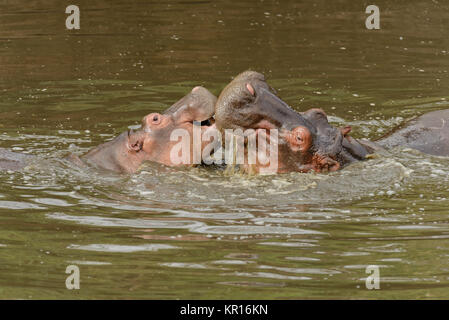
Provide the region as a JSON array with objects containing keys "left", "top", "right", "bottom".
[
  {"left": 144, "top": 113, "right": 162, "bottom": 126},
  {"left": 286, "top": 126, "right": 312, "bottom": 153}
]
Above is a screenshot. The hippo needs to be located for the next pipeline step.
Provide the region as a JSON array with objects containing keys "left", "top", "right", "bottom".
[
  {"left": 375, "top": 108, "right": 449, "bottom": 156},
  {"left": 214, "top": 71, "right": 449, "bottom": 173},
  {"left": 76, "top": 86, "right": 217, "bottom": 173},
  {"left": 1, "top": 86, "right": 217, "bottom": 173},
  {"left": 0, "top": 148, "right": 34, "bottom": 171}
]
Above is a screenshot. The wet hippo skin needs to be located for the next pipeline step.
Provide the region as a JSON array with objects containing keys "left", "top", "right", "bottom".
[
  {"left": 0, "top": 86, "right": 217, "bottom": 173},
  {"left": 0, "top": 148, "right": 33, "bottom": 171},
  {"left": 376, "top": 109, "right": 449, "bottom": 156},
  {"left": 1, "top": 76, "right": 448, "bottom": 173},
  {"left": 214, "top": 71, "right": 371, "bottom": 173},
  {"left": 214, "top": 70, "right": 449, "bottom": 173},
  {"left": 79, "top": 86, "right": 217, "bottom": 173}
]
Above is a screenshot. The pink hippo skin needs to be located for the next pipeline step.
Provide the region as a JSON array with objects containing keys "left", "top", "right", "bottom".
[{"left": 77, "top": 86, "right": 217, "bottom": 173}]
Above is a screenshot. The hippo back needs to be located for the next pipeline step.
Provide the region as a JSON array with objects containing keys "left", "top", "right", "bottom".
[
  {"left": 0, "top": 148, "right": 33, "bottom": 171},
  {"left": 377, "top": 109, "right": 449, "bottom": 156}
]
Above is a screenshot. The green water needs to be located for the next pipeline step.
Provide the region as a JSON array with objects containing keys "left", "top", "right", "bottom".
[{"left": 0, "top": 0, "right": 448, "bottom": 299}]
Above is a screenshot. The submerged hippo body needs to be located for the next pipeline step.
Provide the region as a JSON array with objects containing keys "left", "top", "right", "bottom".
[
  {"left": 376, "top": 109, "right": 449, "bottom": 157},
  {"left": 215, "top": 70, "right": 449, "bottom": 173}
]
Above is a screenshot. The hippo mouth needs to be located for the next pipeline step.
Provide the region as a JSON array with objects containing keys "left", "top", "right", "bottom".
[
  {"left": 313, "top": 130, "right": 368, "bottom": 172},
  {"left": 340, "top": 132, "right": 370, "bottom": 162},
  {"left": 198, "top": 118, "right": 214, "bottom": 127}
]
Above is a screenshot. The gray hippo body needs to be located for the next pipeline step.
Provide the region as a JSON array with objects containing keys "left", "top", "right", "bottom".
[
  {"left": 0, "top": 148, "right": 33, "bottom": 171},
  {"left": 213, "top": 71, "right": 449, "bottom": 174},
  {"left": 375, "top": 109, "right": 449, "bottom": 157}
]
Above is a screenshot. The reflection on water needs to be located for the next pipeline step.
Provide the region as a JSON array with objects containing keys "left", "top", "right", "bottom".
[
  {"left": 68, "top": 244, "right": 179, "bottom": 253},
  {"left": 1, "top": 0, "right": 449, "bottom": 299}
]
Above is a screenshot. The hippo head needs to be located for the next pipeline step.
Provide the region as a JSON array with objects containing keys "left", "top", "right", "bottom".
[
  {"left": 82, "top": 86, "right": 217, "bottom": 173},
  {"left": 215, "top": 71, "right": 370, "bottom": 173},
  {"left": 137, "top": 86, "right": 217, "bottom": 166}
]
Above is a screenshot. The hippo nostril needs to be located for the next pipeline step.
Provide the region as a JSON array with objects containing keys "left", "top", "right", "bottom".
[
  {"left": 153, "top": 115, "right": 158, "bottom": 122},
  {"left": 340, "top": 126, "right": 352, "bottom": 136},
  {"left": 312, "top": 154, "right": 341, "bottom": 173}
]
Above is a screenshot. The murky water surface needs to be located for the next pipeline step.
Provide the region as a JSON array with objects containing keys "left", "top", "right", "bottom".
[{"left": 1, "top": 0, "right": 449, "bottom": 299}]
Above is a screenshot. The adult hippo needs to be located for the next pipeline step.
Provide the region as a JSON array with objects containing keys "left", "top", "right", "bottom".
[
  {"left": 1, "top": 86, "right": 217, "bottom": 173},
  {"left": 214, "top": 71, "right": 448, "bottom": 173}
]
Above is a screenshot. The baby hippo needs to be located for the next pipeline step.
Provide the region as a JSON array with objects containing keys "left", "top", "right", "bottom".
[{"left": 74, "top": 86, "right": 217, "bottom": 173}]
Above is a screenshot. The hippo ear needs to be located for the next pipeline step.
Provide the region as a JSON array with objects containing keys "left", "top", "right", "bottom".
[
  {"left": 165, "top": 87, "right": 217, "bottom": 124},
  {"left": 246, "top": 83, "right": 255, "bottom": 96},
  {"left": 127, "top": 130, "right": 144, "bottom": 153}
]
